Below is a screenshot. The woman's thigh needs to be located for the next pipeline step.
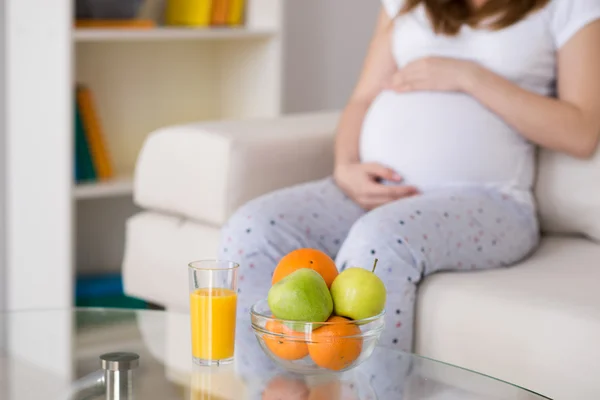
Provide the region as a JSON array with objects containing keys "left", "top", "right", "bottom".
[{"left": 337, "top": 186, "right": 539, "bottom": 276}]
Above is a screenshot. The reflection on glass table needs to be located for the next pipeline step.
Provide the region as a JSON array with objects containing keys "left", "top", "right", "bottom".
[{"left": 0, "top": 309, "right": 551, "bottom": 399}]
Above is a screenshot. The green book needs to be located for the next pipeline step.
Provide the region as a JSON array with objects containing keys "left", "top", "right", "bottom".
[{"left": 75, "top": 99, "right": 97, "bottom": 182}]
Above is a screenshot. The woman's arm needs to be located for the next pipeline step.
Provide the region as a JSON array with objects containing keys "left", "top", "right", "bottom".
[
  {"left": 335, "top": 10, "right": 397, "bottom": 166},
  {"left": 466, "top": 21, "right": 600, "bottom": 158},
  {"left": 390, "top": 21, "right": 600, "bottom": 159}
]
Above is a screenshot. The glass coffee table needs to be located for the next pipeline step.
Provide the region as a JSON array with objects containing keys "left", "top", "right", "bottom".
[{"left": 0, "top": 309, "right": 550, "bottom": 399}]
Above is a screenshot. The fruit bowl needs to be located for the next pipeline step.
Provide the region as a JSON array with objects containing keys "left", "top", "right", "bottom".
[{"left": 251, "top": 299, "right": 385, "bottom": 375}]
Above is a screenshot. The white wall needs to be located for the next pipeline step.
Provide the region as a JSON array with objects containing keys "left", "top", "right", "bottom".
[
  {"left": 6, "top": 0, "right": 73, "bottom": 310},
  {"left": 283, "top": 0, "right": 380, "bottom": 113}
]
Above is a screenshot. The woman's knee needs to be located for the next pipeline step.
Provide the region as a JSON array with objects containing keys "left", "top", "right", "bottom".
[
  {"left": 222, "top": 179, "right": 342, "bottom": 253},
  {"left": 223, "top": 196, "right": 264, "bottom": 232},
  {"left": 219, "top": 191, "right": 307, "bottom": 260},
  {"left": 337, "top": 208, "right": 422, "bottom": 282},
  {"left": 221, "top": 195, "right": 277, "bottom": 245},
  {"left": 343, "top": 206, "right": 407, "bottom": 250}
]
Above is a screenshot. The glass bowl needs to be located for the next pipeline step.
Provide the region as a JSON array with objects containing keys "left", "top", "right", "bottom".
[{"left": 250, "top": 299, "right": 385, "bottom": 374}]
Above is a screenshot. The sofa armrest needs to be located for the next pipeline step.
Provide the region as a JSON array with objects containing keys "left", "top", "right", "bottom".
[{"left": 134, "top": 111, "right": 340, "bottom": 226}]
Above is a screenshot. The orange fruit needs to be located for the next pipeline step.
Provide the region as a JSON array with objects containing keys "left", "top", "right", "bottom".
[
  {"left": 307, "top": 316, "right": 363, "bottom": 371},
  {"left": 272, "top": 248, "right": 338, "bottom": 288},
  {"left": 264, "top": 319, "right": 309, "bottom": 360},
  {"left": 263, "top": 376, "right": 309, "bottom": 400}
]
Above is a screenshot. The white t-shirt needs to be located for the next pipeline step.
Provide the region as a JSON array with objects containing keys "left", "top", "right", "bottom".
[{"left": 360, "top": 0, "right": 600, "bottom": 203}]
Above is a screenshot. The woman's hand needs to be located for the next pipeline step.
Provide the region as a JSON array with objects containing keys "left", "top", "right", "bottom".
[
  {"left": 387, "top": 57, "right": 480, "bottom": 93},
  {"left": 334, "top": 162, "right": 419, "bottom": 210}
]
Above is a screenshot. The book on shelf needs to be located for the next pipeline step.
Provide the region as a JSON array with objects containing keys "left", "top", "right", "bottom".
[
  {"left": 74, "top": 0, "right": 158, "bottom": 29},
  {"left": 76, "top": 273, "right": 147, "bottom": 310},
  {"left": 74, "top": 84, "right": 114, "bottom": 184},
  {"left": 211, "top": 0, "right": 230, "bottom": 25},
  {"left": 74, "top": 99, "right": 97, "bottom": 183},
  {"left": 77, "top": 85, "right": 114, "bottom": 180},
  {"left": 227, "top": 0, "right": 245, "bottom": 25},
  {"left": 165, "top": 0, "right": 212, "bottom": 26},
  {"left": 164, "top": 0, "right": 246, "bottom": 27},
  {"left": 75, "top": 19, "right": 156, "bottom": 29},
  {"left": 75, "top": 0, "right": 247, "bottom": 30}
]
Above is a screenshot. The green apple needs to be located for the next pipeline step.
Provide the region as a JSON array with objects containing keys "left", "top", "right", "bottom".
[
  {"left": 330, "top": 260, "right": 386, "bottom": 320},
  {"left": 268, "top": 268, "right": 333, "bottom": 324}
]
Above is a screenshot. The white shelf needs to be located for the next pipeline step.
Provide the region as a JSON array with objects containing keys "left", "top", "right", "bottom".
[
  {"left": 70, "top": 0, "right": 283, "bottom": 284},
  {"left": 74, "top": 27, "right": 277, "bottom": 42},
  {"left": 74, "top": 175, "right": 133, "bottom": 200}
]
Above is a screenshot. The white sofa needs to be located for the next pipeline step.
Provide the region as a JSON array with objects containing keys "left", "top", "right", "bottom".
[{"left": 123, "top": 112, "right": 600, "bottom": 400}]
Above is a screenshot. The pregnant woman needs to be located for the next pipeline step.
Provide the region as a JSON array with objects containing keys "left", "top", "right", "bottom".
[{"left": 220, "top": 0, "right": 600, "bottom": 351}]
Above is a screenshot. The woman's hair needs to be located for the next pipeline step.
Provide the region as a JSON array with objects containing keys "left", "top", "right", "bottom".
[{"left": 401, "top": 0, "right": 550, "bottom": 35}]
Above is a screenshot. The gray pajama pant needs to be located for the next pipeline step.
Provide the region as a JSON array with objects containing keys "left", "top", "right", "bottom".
[{"left": 219, "top": 178, "right": 539, "bottom": 353}]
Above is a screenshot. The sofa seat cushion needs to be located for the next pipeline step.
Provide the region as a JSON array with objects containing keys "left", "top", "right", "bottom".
[
  {"left": 133, "top": 112, "right": 339, "bottom": 227},
  {"left": 122, "top": 211, "right": 222, "bottom": 308},
  {"left": 415, "top": 236, "right": 600, "bottom": 400}
]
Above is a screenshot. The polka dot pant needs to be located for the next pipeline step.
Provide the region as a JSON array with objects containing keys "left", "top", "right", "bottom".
[{"left": 219, "top": 178, "right": 539, "bottom": 353}]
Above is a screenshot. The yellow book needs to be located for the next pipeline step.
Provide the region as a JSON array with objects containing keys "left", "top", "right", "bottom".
[
  {"left": 76, "top": 86, "right": 114, "bottom": 180},
  {"left": 166, "top": 0, "right": 213, "bottom": 26},
  {"left": 227, "top": 0, "right": 245, "bottom": 25}
]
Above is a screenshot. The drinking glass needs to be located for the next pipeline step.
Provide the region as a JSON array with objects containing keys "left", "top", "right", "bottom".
[{"left": 188, "top": 260, "right": 239, "bottom": 366}]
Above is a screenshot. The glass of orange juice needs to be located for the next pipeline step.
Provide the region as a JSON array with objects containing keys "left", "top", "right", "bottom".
[{"left": 188, "top": 260, "right": 239, "bottom": 366}]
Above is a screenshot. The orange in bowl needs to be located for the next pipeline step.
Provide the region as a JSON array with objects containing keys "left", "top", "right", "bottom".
[
  {"left": 307, "top": 316, "right": 363, "bottom": 371},
  {"left": 272, "top": 248, "right": 338, "bottom": 288},
  {"left": 251, "top": 299, "right": 384, "bottom": 374},
  {"left": 263, "top": 319, "right": 309, "bottom": 361}
]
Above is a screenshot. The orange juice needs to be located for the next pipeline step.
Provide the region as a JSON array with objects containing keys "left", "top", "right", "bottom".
[{"left": 190, "top": 288, "right": 237, "bottom": 361}]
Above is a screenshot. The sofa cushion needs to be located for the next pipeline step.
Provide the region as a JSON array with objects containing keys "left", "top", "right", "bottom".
[
  {"left": 122, "top": 211, "right": 222, "bottom": 308},
  {"left": 536, "top": 148, "right": 600, "bottom": 240},
  {"left": 134, "top": 112, "right": 339, "bottom": 226},
  {"left": 415, "top": 236, "right": 600, "bottom": 400}
]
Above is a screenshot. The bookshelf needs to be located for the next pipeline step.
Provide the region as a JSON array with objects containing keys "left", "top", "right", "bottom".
[
  {"left": 74, "top": 0, "right": 283, "bottom": 274},
  {"left": 3, "top": 0, "right": 282, "bottom": 312}
]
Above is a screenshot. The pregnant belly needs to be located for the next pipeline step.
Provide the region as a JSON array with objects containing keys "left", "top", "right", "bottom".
[{"left": 359, "top": 91, "right": 532, "bottom": 189}]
